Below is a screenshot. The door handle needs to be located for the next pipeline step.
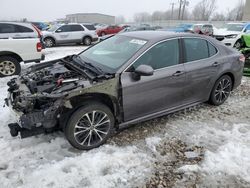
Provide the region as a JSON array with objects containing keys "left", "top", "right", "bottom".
[
  {"left": 212, "top": 62, "right": 219, "bottom": 67},
  {"left": 172, "top": 71, "right": 185, "bottom": 77}
]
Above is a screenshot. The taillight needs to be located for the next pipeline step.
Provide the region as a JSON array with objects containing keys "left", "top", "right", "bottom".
[
  {"left": 36, "top": 42, "right": 42, "bottom": 52},
  {"left": 239, "top": 54, "right": 245, "bottom": 63},
  {"left": 32, "top": 24, "right": 42, "bottom": 38}
]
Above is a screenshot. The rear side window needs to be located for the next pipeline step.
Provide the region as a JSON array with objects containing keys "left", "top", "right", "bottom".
[
  {"left": 69, "top": 25, "right": 84, "bottom": 32},
  {"left": 16, "top": 25, "right": 33, "bottom": 33},
  {"left": 83, "top": 25, "right": 96, "bottom": 30},
  {"left": 208, "top": 42, "right": 217, "bottom": 56},
  {"left": 0, "top": 23, "right": 16, "bottom": 33},
  {"left": 184, "top": 38, "right": 209, "bottom": 62}
]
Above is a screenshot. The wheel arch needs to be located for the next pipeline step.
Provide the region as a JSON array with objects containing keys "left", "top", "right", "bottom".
[
  {"left": 0, "top": 51, "right": 23, "bottom": 62},
  {"left": 60, "top": 93, "right": 121, "bottom": 130},
  {"left": 219, "top": 72, "right": 235, "bottom": 90},
  {"left": 82, "top": 35, "right": 93, "bottom": 41},
  {"left": 43, "top": 36, "right": 56, "bottom": 43}
]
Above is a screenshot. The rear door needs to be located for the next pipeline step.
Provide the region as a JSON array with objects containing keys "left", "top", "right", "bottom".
[
  {"left": 181, "top": 37, "right": 219, "bottom": 104},
  {"left": 121, "top": 39, "right": 186, "bottom": 121},
  {"left": 67, "top": 25, "right": 85, "bottom": 42}
]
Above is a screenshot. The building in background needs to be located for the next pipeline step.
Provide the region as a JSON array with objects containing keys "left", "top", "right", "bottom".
[
  {"left": 243, "top": 0, "right": 250, "bottom": 21},
  {"left": 66, "top": 13, "right": 115, "bottom": 24}
]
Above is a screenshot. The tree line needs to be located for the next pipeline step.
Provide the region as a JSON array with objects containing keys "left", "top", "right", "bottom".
[{"left": 116, "top": 0, "right": 245, "bottom": 23}]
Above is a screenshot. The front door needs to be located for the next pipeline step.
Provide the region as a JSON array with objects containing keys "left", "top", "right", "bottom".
[{"left": 121, "top": 39, "right": 186, "bottom": 121}]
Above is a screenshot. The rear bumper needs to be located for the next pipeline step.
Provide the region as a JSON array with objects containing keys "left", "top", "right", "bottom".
[{"left": 23, "top": 53, "right": 45, "bottom": 63}]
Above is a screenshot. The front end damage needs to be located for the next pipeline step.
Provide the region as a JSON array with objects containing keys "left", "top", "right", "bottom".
[{"left": 5, "top": 55, "right": 118, "bottom": 138}]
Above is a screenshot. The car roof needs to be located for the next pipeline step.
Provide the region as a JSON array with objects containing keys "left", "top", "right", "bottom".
[{"left": 118, "top": 31, "right": 205, "bottom": 41}]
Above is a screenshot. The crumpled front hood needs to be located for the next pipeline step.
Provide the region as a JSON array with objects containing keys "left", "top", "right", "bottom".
[{"left": 20, "top": 59, "right": 91, "bottom": 95}]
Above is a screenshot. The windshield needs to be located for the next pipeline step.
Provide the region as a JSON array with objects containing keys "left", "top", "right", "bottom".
[
  {"left": 79, "top": 35, "right": 147, "bottom": 72},
  {"left": 225, "top": 24, "right": 245, "bottom": 31}
]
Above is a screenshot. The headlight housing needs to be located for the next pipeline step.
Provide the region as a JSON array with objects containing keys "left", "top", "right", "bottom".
[{"left": 225, "top": 34, "right": 238, "bottom": 39}]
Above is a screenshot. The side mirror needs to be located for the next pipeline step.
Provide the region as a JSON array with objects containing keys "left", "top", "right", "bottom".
[
  {"left": 56, "top": 29, "right": 62, "bottom": 33},
  {"left": 132, "top": 65, "right": 154, "bottom": 80}
]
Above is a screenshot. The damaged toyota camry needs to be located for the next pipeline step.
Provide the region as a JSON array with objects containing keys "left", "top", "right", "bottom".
[{"left": 5, "top": 31, "right": 244, "bottom": 150}]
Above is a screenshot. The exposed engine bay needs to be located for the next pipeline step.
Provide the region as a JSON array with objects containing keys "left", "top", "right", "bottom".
[{"left": 5, "top": 55, "right": 116, "bottom": 138}]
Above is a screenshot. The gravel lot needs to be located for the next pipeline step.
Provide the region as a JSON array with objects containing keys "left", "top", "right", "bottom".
[{"left": 0, "top": 46, "right": 250, "bottom": 188}]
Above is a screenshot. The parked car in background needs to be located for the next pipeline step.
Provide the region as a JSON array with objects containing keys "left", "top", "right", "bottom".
[
  {"left": 163, "top": 23, "right": 193, "bottom": 33},
  {"left": 100, "top": 25, "right": 155, "bottom": 41},
  {"left": 0, "top": 22, "right": 42, "bottom": 39},
  {"left": 6, "top": 31, "right": 244, "bottom": 150},
  {"left": 192, "top": 24, "right": 214, "bottom": 36},
  {"left": 94, "top": 23, "right": 108, "bottom": 30},
  {"left": 0, "top": 38, "right": 44, "bottom": 77},
  {"left": 42, "top": 23, "right": 98, "bottom": 47},
  {"left": 31, "top": 22, "right": 49, "bottom": 31},
  {"left": 96, "top": 25, "right": 123, "bottom": 36},
  {"left": 213, "top": 22, "right": 250, "bottom": 48}
]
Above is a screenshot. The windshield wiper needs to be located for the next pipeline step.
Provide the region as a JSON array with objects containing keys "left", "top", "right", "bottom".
[{"left": 73, "top": 55, "right": 105, "bottom": 76}]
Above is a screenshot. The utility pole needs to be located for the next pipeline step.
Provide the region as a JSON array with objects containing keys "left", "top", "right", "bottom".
[
  {"left": 170, "top": 3, "right": 175, "bottom": 20},
  {"left": 178, "top": 0, "right": 183, "bottom": 20}
]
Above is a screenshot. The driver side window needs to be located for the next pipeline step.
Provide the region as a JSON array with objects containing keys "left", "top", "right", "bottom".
[{"left": 130, "top": 39, "right": 180, "bottom": 71}]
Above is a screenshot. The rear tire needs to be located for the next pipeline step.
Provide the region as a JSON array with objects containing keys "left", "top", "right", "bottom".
[
  {"left": 65, "top": 102, "right": 114, "bottom": 150},
  {"left": 83, "top": 37, "right": 92, "bottom": 46},
  {"left": 209, "top": 75, "right": 232, "bottom": 106},
  {"left": 0, "top": 56, "right": 21, "bottom": 77}
]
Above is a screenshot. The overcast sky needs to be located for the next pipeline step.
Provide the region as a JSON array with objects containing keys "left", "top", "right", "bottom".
[{"left": 0, "top": 0, "right": 243, "bottom": 22}]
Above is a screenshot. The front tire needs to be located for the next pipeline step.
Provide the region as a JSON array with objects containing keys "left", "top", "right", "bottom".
[
  {"left": 0, "top": 56, "right": 21, "bottom": 77},
  {"left": 234, "top": 39, "right": 242, "bottom": 49},
  {"left": 65, "top": 102, "right": 114, "bottom": 150},
  {"left": 209, "top": 75, "right": 232, "bottom": 106},
  {"left": 44, "top": 37, "right": 55, "bottom": 48}
]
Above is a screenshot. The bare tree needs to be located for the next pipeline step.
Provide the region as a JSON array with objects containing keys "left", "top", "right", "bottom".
[
  {"left": 226, "top": 0, "right": 245, "bottom": 21},
  {"left": 133, "top": 12, "right": 152, "bottom": 23},
  {"left": 115, "top": 15, "right": 126, "bottom": 24},
  {"left": 212, "top": 13, "right": 226, "bottom": 21},
  {"left": 192, "top": 0, "right": 217, "bottom": 21},
  {"left": 152, "top": 11, "right": 165, "bottom": 21}
]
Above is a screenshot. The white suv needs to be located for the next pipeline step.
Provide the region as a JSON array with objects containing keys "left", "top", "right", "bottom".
[
  {"left": 42, "top": 23, "right": 98, "bottom": 47},
  {"left": 214, "top": 22, "right": 250, "bottom": 48}
]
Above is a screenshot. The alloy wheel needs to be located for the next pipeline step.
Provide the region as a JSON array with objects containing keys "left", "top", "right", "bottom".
[
  {"left": 73, "top": 110, "right": 111, "bottom": 147},
  {"left": 0, "top": 61, "right": 16, "bottom": 76},
  {"left": 45, "top": 38, "right": 53, "bottom": 47},
  {"left": 214, "top": 78, "right": 231, "bottom": 103}
]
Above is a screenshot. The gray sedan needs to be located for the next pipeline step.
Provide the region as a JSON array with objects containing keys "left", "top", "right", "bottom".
[{"left": 7, "top": 31, "right": 244, "bottom": 150}]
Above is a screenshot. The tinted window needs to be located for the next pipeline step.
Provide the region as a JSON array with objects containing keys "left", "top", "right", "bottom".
[
  {"left": 57, "top": 25, "right": 71, "bottom": 32},
  {"left": 184, "top": 38, "right": 209, "bottom": 62},
  {"left": 0, "top": 24, "right": 16, "bottom": 33},
  {"left": 132, "top": 39, "right": 179, "bottom": 70},
  {"left": 16, "top": 25, "right": 33, "bottom": 33},
  {"left": 69, "top": 25, "right": 84, "bottom": 32},
  {"left": 84, "top": 25, "right": 96, "bottom": 30},
  {"left": 208, "top": 42, "right": 217, "bottom": 56}
]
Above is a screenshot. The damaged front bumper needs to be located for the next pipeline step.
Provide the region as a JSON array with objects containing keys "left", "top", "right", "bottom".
[{"left": 5, "top": 78, "right": 63, "bottom": 138}]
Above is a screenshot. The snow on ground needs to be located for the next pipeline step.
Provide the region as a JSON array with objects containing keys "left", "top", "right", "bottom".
[{"left": 0, "top": 46, "right": 250, "bottom": 187}]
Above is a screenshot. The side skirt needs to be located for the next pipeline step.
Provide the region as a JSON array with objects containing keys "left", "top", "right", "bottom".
[{"left": 118, "top": 101, "right": 204, "bottom": 130}]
